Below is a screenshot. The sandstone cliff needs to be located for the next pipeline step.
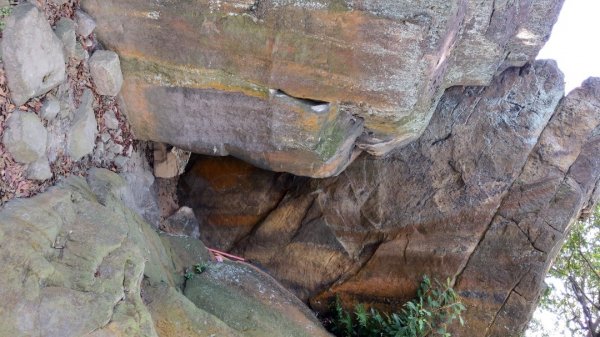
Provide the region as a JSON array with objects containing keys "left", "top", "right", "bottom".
[
  {"left": 180, "top": 63, "right": 600, "bottom": 336},
  {"left": 82, "top": 0, "right": 563, "bottom": 177},
  {"left": 0, "top": 1, "right": 599, "bottom": 337}
]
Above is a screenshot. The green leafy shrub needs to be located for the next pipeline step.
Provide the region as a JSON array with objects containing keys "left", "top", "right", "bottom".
[
  {"left": 326, "top": 276, "right": 465, "bottom": 337},
  {"left": 0, "top": 6, "right": 12, "bottom": 32}
]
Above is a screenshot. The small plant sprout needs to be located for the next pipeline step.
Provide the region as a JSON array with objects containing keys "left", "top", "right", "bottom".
[
  {"left": 183, "top": 263, "right": 209, "bottom": 281},
  {"left": 184, "top": 271, "right": 195, "bottom": 280},
  {"left": 194, "top": 263, "right": 208, "bottom": 274}
]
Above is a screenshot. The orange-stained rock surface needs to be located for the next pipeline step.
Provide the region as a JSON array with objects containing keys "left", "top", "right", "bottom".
[
  {"left": 82, "top": 0, "right": 563, "bottom": 177},
  {"left": 179, "top": 156, "right": 294, "bottom": 249},
  {"left": 179, "top": 62, "right": 600, "bottom": 336}
]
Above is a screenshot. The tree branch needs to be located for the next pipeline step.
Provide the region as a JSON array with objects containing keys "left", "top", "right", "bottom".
[
  {"left": 577, "top": 248, "right": 600, "bottom": 281},
  {"left": 569, "top": 276, "right": 596, "bottom": 334}
]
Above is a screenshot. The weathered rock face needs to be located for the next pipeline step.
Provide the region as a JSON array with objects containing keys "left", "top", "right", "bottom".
[
  {"left": 179, "top": 155, "right": 295, "bottom": 250},
  {"left": 81, "top": 0, "right": 563, "bottom": 177},
  {"left": 1, "top": 3, "right": 66, "bottom": 106},
  {"left": 452, "top": 76, "right": 600, "bottom": 336},
  {"left": 89, "top": 50, "right": 124, "bottom": 96},
  {"left": 0, "top": 168, "right": 331, "bottom": 337},
  {"left": 180, "top": 62, "right": 600, "bottom": 336},
  {"left": 2, "top": 111, "right": 48, "bottom": 164},
  {"left": 68, "top": 89, "right": 99, "bottom": 160}
]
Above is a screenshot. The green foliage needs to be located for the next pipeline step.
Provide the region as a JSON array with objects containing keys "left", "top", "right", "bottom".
[
  {"left": 194, "top": 263, "right": 208, "bottom": 274},
  {"left": 327, "top": 276, "right": 465, "bottom": 337},
  {"left": 0, "top": 6, "right": 12, "bottom": 32},
  {"left": 184, "top": 263, "right": 209, "bottom": 281},
  {"left": 530, "top": 207, "right": 600, "bottom": 337}
]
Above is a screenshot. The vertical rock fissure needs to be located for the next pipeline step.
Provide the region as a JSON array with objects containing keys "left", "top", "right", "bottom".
[
  {"left": 484, "top": 271, "right": 530, "bottom": 337},
  {"left": 453, "top": 86, "right": 563, "bottom": 285}
]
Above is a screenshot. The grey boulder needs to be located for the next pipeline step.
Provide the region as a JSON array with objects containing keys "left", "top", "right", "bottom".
[
  {"left": 40, "top": 96, "right": 61, "bottom": 121},
  {"left": 1, "top": 3, "right": 65, "bottom": 106},
  {"left": 89, "top": 50, "right": 123, "bottom": 96},
  {"left": 74, "top": 10, "right": 96, "bottom": 37},
  {"left": 2, "top": 111, "right": 47, "bottom": 164},
  {"left": 54, "top": 17, "right": 77, "bottom": 58},
  {"left": 113, "top": 155, "right": 128, "bottom": 170},
  {"left": 26, "top": 158, "right": 52, "bottom": 181},
  {"left": 160, "top": 206, "right": 200, "bottom": 238},
  {"left": 103, "top": 110, "right": 119, "bottom": 129},
  {"left": 72, "top": 42, "right": 88, "bottom": 62},
  {"left": 68, "top": 89, "right": 97, "bottom": 160}
]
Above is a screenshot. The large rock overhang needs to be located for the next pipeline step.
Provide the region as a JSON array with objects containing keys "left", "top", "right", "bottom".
[{"left": 82, "top": 0, "right": 563, "bottom": 177}]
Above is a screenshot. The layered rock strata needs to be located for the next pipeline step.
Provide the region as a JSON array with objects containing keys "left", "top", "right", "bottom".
[
  {"left": 82, "top": 0, "right": 564, "bottom": 177},
  {"left": 180, "top": 62, "right": 600, "bottom": 336}
]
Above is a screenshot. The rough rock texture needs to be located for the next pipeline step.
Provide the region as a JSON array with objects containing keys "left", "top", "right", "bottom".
[
  {"left": 68, "top": 89, "right": 98, "bottom": 160},
  {"left": 74, "top": 9, "right": 96, "bottom": 37},
  {"left": 2, "top": 111, "right": 47, "bottom": 164},
  {"left": 0, "top": 168, "right": 332, "bottom": 337},
  {"left": 153, "top": 143, "right": 191, "bottom": 178},
  {"left": 54, "top": 17, "right": 77, "bottom": 58},
  {"left": 81, "top": 0, "right": 563, "bottom": 177},
  {"left": 89, "top": 50, "right": 124, "bottom": 96},
  {"left": 160, "top": 206, "right": 201, "bottom": 238},
  {"left": 144, "top": 283, "right": 243, "bottom": 337},
  {"left": 452, "top": 77, "right": 600, "bottom": 336},
  {"left": 179, "top": 155, "right": 294, "bottom": 250},
  {"left": 40, "top": 96, "right": 61, "bottom": 121},
  {"left": 1, "top": 3, "right": 65, "bottom": 106},
  {"left": 180, "top": 62, "right": 600, "bottom": 336},
  {"left": 0, "top": 171, "right": 163, "bottom": 337},
  {"left": 103, "top": 109, "right": 119, "bottom": 129},
  {"left": 119, "top": 147, "right": 162, "bottom": 228},
  {"left": 184, "top": 261, "right": 332, "bottom": 337},
  {"left": 26, "top": 158, "right": 52, "bottom": 181},
  {"left": 51, "top": 0, "right": 69, "bottom": 5}
]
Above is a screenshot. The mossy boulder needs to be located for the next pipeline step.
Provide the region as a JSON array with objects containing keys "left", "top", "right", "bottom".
[{"left": 0, "top": 168, "right": 330, "bottom": 337}]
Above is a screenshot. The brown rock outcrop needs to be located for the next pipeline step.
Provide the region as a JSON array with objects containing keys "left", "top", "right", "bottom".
[
  {"left": 81, "top": 0, "right": 563, "bottom": 177},
  {"left": 179, "top": 156, "right": 294, "bottom": 250},
  {"left": 179, "top": 61, "right": 600, "bottom": 336},
  {"left": 452, "top": 77, "right": 600, "bottom": 336}
]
